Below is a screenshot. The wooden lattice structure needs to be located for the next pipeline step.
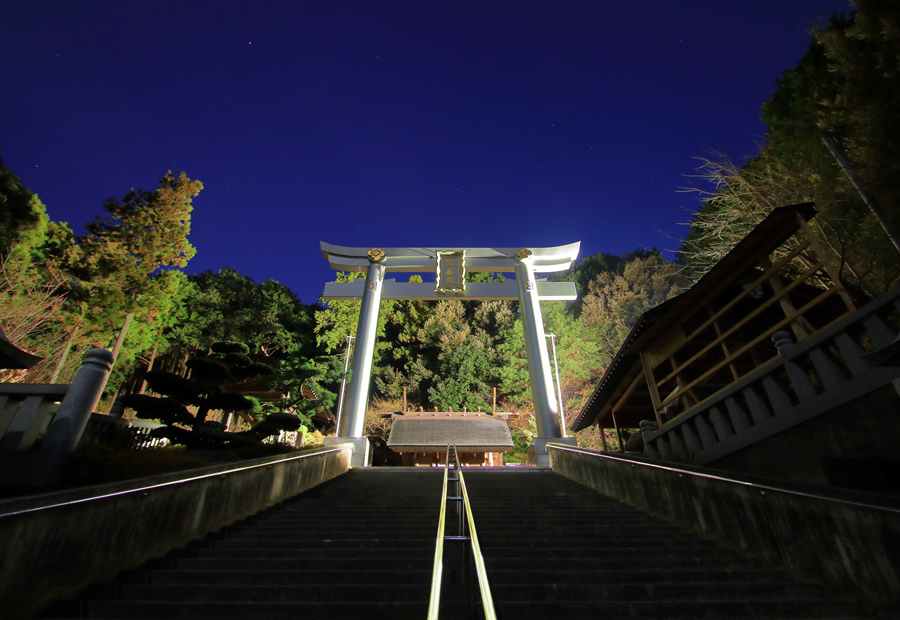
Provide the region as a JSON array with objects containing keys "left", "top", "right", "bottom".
[{"left": 572, "top": 204, "right": 860, "bottom": 444}]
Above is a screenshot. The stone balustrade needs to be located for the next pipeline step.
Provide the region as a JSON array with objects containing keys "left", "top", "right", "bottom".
[{"left": 0, "top": 348, "right": 113, "bottom": 488}]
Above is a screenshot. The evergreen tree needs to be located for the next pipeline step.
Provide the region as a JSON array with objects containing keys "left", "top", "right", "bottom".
[
  {"left": 0, "top": 156, "right": 46, "bottom": 259},
  {"left": 122, "top": 342, "right": 303, "bottom": 450}
]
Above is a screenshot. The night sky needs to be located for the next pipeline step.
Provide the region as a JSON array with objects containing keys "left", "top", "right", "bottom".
[{"left": 2, "top": 1, "right": 851, "bottom": 305}]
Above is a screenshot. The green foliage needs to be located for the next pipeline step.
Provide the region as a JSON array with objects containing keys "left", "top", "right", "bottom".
[
  {"left": 175, "top": 267, "right": 316, "bottom": 355},
  {"left": 315, "top": 271, "right": 396, "bottom": 354},
  {"left": 259, "top": 352, "right": 344, "bottom": 423},
  {"left": 28, "top": 171, "right": 206, "bottom": 384},
  {"left": 0, "top": 156, "right": 46, "bottom": 259}
]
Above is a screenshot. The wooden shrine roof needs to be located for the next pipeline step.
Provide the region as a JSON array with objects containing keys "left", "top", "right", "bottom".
[{"left": 387, "top": 414, "right": 514, "bottom": 452}]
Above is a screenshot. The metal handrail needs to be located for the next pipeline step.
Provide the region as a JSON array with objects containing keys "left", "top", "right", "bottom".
[
  {"left": 427, "top": 445, "right": 497, "bottom": 620},
  {"left": 427, "top": 449, "right": 451, "bottom": 618},
  {"left": 456, "top": 448, "right": 496, "bottom": 618}
]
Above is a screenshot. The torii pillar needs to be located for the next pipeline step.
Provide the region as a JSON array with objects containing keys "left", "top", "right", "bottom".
[{"left": 320, "top": 243, "right": 580, "bottom": 467}]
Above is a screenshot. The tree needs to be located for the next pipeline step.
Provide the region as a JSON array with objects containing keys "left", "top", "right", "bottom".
[
  {"left": 315, "top": 271, "right": 396, "bottom": 354},
  {"left": 48, "top": 172, "right": 203, "bottom": 382},
  {"left": 814, "top": 0, "right": 900, "bottom": 222},
  {"left": 183, "top": 268, "right": 317, "bottom": 355},
  {"left": 122, "top": 342, "right": 302, "bottom": 450},
  {"left": 680, "top": 2, "right": 900, "bottom": 295},
  {"left": 0, "top": 156, "right": 46, "bottom": 259}
]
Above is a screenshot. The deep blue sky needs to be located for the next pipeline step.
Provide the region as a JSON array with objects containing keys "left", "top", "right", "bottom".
[{"left": 2, "top": 1, "right": 851, "bottom": 305}]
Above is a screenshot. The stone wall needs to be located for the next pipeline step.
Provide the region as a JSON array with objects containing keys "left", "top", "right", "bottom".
[
  {"left": 0, "top": 444, "right": 353, "bottom": 619},
  {"left": 549, "top": 443, "right": 900, "bottom": 613},
  {"left": 712, "top": 383, "right": 900, "bottom": 491}
]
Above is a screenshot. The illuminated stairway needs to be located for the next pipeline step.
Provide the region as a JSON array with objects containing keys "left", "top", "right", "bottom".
[
  {"left": 464, "top": 468, "right": 870, "bottom": 620},
  {"left": 41, "top": 469, "right": 443, "bottom": 619},
  {"left": 40, "top": 467, "right": 880, "bottom": 619}
]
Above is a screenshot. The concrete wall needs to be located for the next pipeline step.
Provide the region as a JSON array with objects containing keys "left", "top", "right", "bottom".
[
  {"left": 548, "top": 443, "right": 900, "bottom": 613},
  {"left": 0, "top": 444, "right": 353, "bottom": 619}
]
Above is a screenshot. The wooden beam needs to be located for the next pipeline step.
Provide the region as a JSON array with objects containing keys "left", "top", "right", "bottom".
[
  {"left": 657, "top": 260, "right": 826, "bottom": 389},
  {"left": 639, "top": 352, "right": 665, "bottom": 427},
  {"left": 796, "top": 214, "right": 857, "bottom": 312},
  {"left": 657, "top": 285, "right": 839, "bottom": 410},
  {"left": 759, "top": 254, "right": 813, "bottom": 340},
  {"left": 611, "top": 409, "right": 625, "bottom": 452}
]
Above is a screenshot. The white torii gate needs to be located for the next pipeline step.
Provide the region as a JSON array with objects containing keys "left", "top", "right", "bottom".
[{"left": 320, "top": 241, "right": 581, "bottom": 466}]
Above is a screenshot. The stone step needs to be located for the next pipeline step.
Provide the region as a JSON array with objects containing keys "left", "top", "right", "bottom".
[
  {"left": 186, "top": 546, "right": 435, "bottom": 560},
  {"left": 207, "top": 538, "right": 436, "bottom": 550},
  {"left": 175, "top": 555, "right": 431, "bottom": 572},
  {"left": 484, "top": 567, "right": 792, "bottom": 585},
  {"left": 482, "top": 546, "right": 740, "bottom": 561},
  {"left": 223, "top": 515, "right": 438, "bottom": 539},
  {"left": 78, "top": 600, "right": 428, "bottom": 619},
  {"left": 477, "top": 536, "right": 721, "bottom": 549},
  {"left": 40, "top": 468, "right": 872, "bottom": 620},
  {"left": 489, "top": 581, "right": 836, "bottom": 602},
  {"left": 482, "top": 554, "right": 762, "bottom": 571},
  {"left": 140, "top": 569, "right": 432, "bottom": 586},
  {"left": 115, "top": 583, "right": 430, "bottom": 603},
  {"left": 491, "top": 599, "right": 865, "bottom": 620}
]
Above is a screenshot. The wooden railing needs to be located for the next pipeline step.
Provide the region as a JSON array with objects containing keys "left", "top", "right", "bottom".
[
  {"left": 641, "top": 285, "right": 900, "bottom": 465},
  {"left": 81, "top": 414, "right": 166, "bottom": 450}
]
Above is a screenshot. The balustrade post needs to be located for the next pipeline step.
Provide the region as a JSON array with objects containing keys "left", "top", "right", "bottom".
[
  {"left": 772, "top": 331, "right": 818, "bottom": 401},
  {"left": 42, "top": 348, "right": 114, "bottom": 456},
  {"left": 639, "top": 420, "right": 658, "bottom": 459},
  {"left": 37, "top": 348, "right": 113, "bottom": 486}
]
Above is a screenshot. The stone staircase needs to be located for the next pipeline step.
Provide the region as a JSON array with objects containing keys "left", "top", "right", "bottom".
[
  {"left": 40, "top": 467, "right": 881, "bottom": 619},
  {"left": 464, "top": 468, "right": 871, "bottom": 619},
  {"left": 40, "top": 468, "right": 443, "bottom": 619}
]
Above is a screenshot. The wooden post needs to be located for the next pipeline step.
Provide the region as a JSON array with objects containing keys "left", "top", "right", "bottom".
[
  {"left": 640, "top": 352, "right": 665, "bottom": 427},
  {"left": 402, "top": 386, "right": 407, "bottom": 412},
  {"left": 50, "top": 326, "right": 80, "bottom": 384},
  {"left": 611, "top": 409, "right": 624, "bottom": 452},
  {"left": 138, "top": 340, "right": 160, "bottom": 394},
  {"left": 759, "top": 254, "right": 816, "bottom": 340},
  {"left": 795, "top": 214, "right": 857, "bottom": 312}
]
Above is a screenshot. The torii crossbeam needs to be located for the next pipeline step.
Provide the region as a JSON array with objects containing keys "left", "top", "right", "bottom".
[{"left": 320, "top": 242, "right": 580, "bottom": 466}]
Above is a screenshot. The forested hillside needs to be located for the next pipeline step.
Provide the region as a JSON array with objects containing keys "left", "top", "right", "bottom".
[{"left": 1, "top": 0, "right": 896, "bottom": 452}]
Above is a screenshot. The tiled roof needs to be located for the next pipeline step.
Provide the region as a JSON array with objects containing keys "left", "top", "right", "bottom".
[{"left": 387, "top": 415, "right": 514, "bottom": 451}]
